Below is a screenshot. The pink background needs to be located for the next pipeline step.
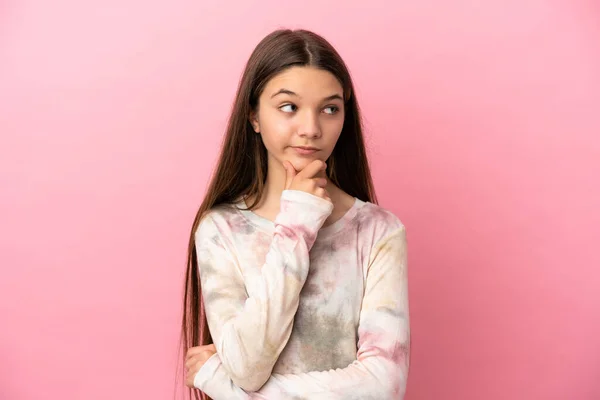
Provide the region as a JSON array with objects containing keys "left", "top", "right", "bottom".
[{"left": 1, "top": 1, "right": 599, "bottom": 399}]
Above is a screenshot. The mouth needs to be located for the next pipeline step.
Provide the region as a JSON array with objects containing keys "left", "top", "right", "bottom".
[{"left": 291, "top": 146, "right": 320, "bottom": 155}]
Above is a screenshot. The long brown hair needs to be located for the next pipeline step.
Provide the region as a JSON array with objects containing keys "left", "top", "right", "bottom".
[{"left": 180, "top": 28, "right": 377, "bottom": 400}]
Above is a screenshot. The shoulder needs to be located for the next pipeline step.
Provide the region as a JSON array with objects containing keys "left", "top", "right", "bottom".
[
  {"left": 195, "top": 202, "right": 255, "bottom": 241},
  {"left": 353, "top": 202, "right": 408, "bottom": 270},
  {"left": 354, "top": 201, "right": 406, "bottom": 244}
]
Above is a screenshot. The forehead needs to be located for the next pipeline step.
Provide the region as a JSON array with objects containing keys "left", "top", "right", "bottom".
[{"left": 263, "top": 66, "right": 343, "bottom": 98}]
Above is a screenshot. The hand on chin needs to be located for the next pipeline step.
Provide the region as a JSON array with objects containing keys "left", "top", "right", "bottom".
[
  {"left": 285, "top": 157, "right": 328, "bottom": 179},
  {"left": 286, "top": 157, "right": 319, "bottom": 173}
]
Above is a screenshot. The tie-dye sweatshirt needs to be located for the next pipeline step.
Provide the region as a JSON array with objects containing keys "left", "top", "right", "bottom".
[{"left": 193, "top": 189, "right": 410, "bottom": 399}]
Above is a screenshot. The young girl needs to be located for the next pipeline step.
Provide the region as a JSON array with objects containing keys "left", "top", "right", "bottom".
[{"left": 181, "top": 29, "right": 410, "bottom": 400}]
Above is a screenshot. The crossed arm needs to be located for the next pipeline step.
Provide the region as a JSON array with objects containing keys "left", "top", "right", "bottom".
[{"left": 193, "top": 191, "right": 410, "bottom": 399}]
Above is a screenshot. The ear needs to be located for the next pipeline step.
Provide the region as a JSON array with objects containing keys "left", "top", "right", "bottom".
[{"left": 249, "top": 110, "right": 260, "bottom": 133}]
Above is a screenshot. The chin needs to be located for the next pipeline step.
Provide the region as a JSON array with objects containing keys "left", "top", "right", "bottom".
[
  {"left": 289, "top": 156, "right": 322, "bottom": 171},
  {"left": 273, "top": 147, "right": 328, "bottom": 171},
  {"left": 290, "top": 158, "right": 309, "bottom": 170}
]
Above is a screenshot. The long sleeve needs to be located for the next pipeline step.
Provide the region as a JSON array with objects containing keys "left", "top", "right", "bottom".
[
  {"left": 195, "top": 190, "right": 334, "bottom": 392},
  {"left": 195, "top": 227, "right": 410, "bottom": 400}
]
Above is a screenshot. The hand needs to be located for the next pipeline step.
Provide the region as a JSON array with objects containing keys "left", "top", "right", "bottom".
[
  {"left": 185, "top": 344, "right": 217, "bottom": 388},
  {"left": 283, "top": 159, "right": 331, "bottom": 203}
]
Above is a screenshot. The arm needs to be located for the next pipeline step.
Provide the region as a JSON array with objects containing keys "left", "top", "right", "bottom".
[
  {"left": 195, "top": 227, "right": 410, "bottom": 400},
  {"left": 196, "top": 190, "right": 333, "bottom": 392}
]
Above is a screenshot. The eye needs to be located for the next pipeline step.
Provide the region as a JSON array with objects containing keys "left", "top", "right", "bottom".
[
  {"left": 279, "top": 104, "right": 297, "bottom": 113},
  {"left": 323, "top": 106, "right": 339, "bottom": 115}
]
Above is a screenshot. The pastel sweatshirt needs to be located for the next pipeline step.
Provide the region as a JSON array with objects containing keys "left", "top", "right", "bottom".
[{"left": 193, "top": 189, "right": 410, "bottom": 399}]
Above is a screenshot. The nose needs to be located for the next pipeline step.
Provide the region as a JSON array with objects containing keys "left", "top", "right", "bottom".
[{"left": 297, "top": 110, "right": 322, "bottom": 139}]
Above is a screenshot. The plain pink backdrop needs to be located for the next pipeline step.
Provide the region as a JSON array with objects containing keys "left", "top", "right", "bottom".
[{"left": 1, "top": 1, "right": 599, "bottom": 399}]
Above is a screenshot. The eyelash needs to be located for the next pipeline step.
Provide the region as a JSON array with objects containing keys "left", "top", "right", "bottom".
[{"left": 279, "top": 104, "right": 339, "bottom": 115}]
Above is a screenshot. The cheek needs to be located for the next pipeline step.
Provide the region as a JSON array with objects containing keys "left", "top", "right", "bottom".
[
  {"left": 259, "top": 112, "right": 293, "bottom": 150},
  {"left": 322, "top": 119, "right": 344, "bottom": 151},
  {"left": 260, "top": 127, "right": 288, "bottom": 153},
  {"left": 259, "top": 131, "right": 289, "bottom": 166}
]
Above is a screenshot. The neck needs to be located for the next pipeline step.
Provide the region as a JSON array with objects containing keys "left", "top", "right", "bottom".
[{"left": 261, "top": 159, "right": 288, "bottom": 208}]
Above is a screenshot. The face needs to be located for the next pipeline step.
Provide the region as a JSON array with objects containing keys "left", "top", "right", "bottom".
[{"left": 250, "top": 66, "right": 345, "bottom": 172}]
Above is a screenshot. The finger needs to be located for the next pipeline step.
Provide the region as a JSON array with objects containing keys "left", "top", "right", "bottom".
[
  {"left": 186, "top": 345, "right": 212, "bottom": 360},
  {"left": 315, "top": 187, "right": 327, "bottom": 199},
  {"left": 299, "top": 160, "right": 326, "bottom": 179},
  {"left": 186, "top": 349, "right": 215, "bottom": 369},
  {"left": 313, "top": 177, "right": 328, "bottom": 188},
  {"left": 186, "top": 354, "right": 201, "bottom": 369},
  {"left": 186, "top": 373, "right": 196, "bottom": 389},
  {"left": 185, "top": 356, "right": 197, "bottom": 369},
  {"left": 186, "top": 347, "right": 201, "bottom": 360},
  {"left": 190, "top": 347, "right": 217, "bottom": 365},
  {"left": 186, "top": 345, "right": 216, "bottom": 365},
  {"left": 283, "top": 161, "right": 297, "bottom": 189},
  {"left": 317, "top": 162, "right": 328, "bottom": 178},
  {"left": 186, "top": 355, "right": 201, "bottom": 370}
]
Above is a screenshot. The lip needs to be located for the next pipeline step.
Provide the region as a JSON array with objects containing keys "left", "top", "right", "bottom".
[{"left": 292, "top": 146, "right": 320, "bottom": 155}]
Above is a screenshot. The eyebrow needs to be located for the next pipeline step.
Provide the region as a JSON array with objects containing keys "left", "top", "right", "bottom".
[{"left": 271, "top": 89, "right": 343, "bottom": 102}]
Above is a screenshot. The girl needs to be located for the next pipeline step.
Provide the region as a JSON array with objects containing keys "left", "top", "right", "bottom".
[{"left": 181, "top": 29, "right": 410, "bottom": 399}]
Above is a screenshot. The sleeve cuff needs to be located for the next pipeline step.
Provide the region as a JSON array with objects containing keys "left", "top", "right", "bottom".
[
  {"left": 275, "top": 190, "right": 334, "bottom": 247},
  {"left": 193, "top": 352, "right": 221, "bottom": 390},
  {"left": 280, "top": 190, "right": 334, "bottom": 211}
]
